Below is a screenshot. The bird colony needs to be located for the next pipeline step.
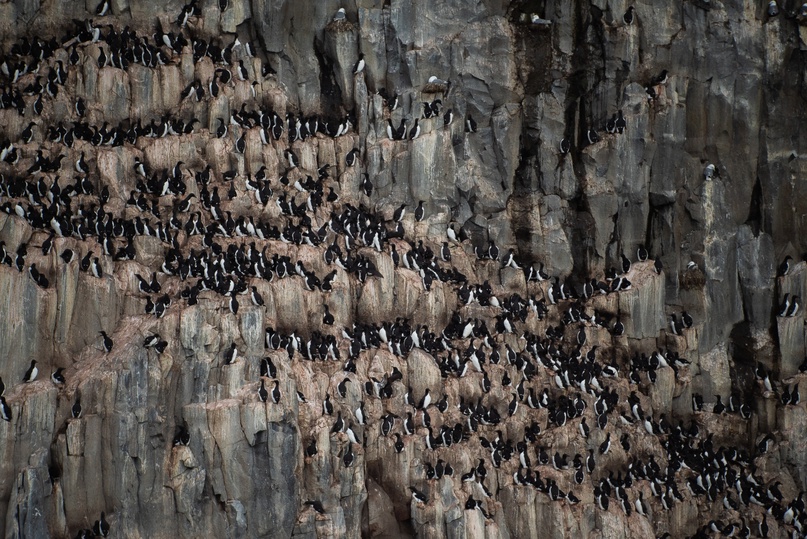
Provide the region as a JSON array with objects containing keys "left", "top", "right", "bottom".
[{"left": 0, "top": 1, "right": 805, "bottom": 538}]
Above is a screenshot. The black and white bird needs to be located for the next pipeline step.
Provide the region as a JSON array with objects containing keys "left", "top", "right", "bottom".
[
  {"left": 51, "top": 368, "right": 66, "bottom": 384},
  {"left": 623, "top": 6, "right": 634, "bottom": 24},
  {"left": 345, "top": 148, "right": 360, "bottom": 167},
  {"left": 250, "top": 287, "right": 264, "bottom": 306},
  {"left": 96, "top": 0, "right": 110, "bottom": 16},
  {"left": 76, "top": 151, "right": 89, "bottom": 174},
  {"left": 100, "top": 331, "right": 114, "bottom": 352},
  {"left": 90, "top": 258, "right": 103, "bottom": 278},
  {"left": 353, "top": 53, "right": 365, "bottom": 74},
  {"left": 670, "top": 315, "right": 683, "bottom": 336},
  {"left": 779, "top": 255, "right": 792, "bottom": 276},
  {"left": 305, "top": 500, "right": 326, "bottom": 514},
  {"left": 216, "top": 118, "right": 228, "bottom": 138},
  {"left": 322, "top": 304, "right": 335, "bottom": 325},
  {"left": 409, "top": 119, "right": 421, "bottom": 140},
  {"left": 1, "top": 397, "right": 11, "bottom": 422},
  {"left": 23, "top": 360, "right": 38, "bottom": 382},
  {"left": 414, "top": 201, "right": 425, "bottom": 221},
  {"left": 223, "top": 343, "right": 237, "bottom": 365},
  {"left": 411, "top": 487, "right": 428, "bottom": 503},
  {"left": 92, "top": 512, "right": 110, "bottom": 537}
]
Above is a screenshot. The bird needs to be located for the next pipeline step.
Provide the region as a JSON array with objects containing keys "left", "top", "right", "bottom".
[
  {"left": 76, "top": 151, "right": 89, "bottom": 174},
  {"left": 28, "top": 264, "right": 49, "bottom": 288},
  {"left": 343, "top": 443, "right": 354, "bottom": 466},
  {"left": 92, "top": 512, "right": 110, "bottom": 537},
  {"left": 768, "top": 0, "right": 779, "bottom": 17},
  {"left": 258, "top": 380, "right": 268, "bottom": 402},
  {"left": 637, "top": 245, "right": 649, "bottom": 261},
  {"left": 90, "top": 258, "right": 103, "bottom": 278},
  {"left": 670, "top": 315, "right": 683, "bottom": 335},
  {"left": 271, "top": 381, "right": 281, "bottom": 403},
  {"left": 250, "top": 287, "right": 264, "bottom": 306},
  {"left": 681, "top": 311, "right": 693, "bottom": 328},
  {"left": 623, "top": 6, "right": 635, "bottom": 24},
  {"left": 100, "top": 331, "right": 113, "bottom": 353},
  {"left": 353, "top": 53, "right": 365, "bottom": 74},
  {"left": 20, "top": 121, "right": 35, "bottom": 143},
  {"left": 411, "top": 487, "right": 428, "bottom": 503},
  {"left": 71, "top": 397, "right": 82, "bottom": 418},
  {"left": 23, "top": 360, "right": 38, "bottom": 383},
  {"left": 345, "top": 148, "right": 360, "bottom": 167},
  {"left": 338, "top": 378, "right": 351, "bottom": 398},
  {"left": 414, "top": 201, "right": 425, "bottom": 221},
  {"left": 332, "top": 8, "right": 346, "bottom": 21},
  {"left": 409, "top": 119, "right": 421, "bottom": 140},
  {"left": 779, "top": 255, "right": 792, "bottom": 276},
  {"left": 428, "top": 75, "right": 449, "bottom": 85},
  {"left": 418, "top": 389, "right": 432, "bottom": 410},
  {"left": 51, "top": 368, "right": 66, "bottom": 384},
  {"left": 559, "top": 138, "right": 570, "bottom": 154},
  {"left": 0, "top": 397, "right": 11, "bottom": 422},
  {"left": 96, "top": 0, "right": 110, "bottom": 16},
  {"left": 787, "top": 296, "right": 801, "bottom": 317},
  {"left": 305, "top": 500, "right": 326, "bottom": 514},
  {"left": 223, "top": 343, "right": 237, "bottom": 365},
  {"left": 286, "top": 149, "right": 300, "bottom": 168},
  {"left": 394, "top": 433, "right": 404, "bottom": 452},
  {"left": 704, "top": 163, "right": 717, "bottom": 180},
  {"left": 322, "top": 304, "right": 335, "bottom": 325},
  {"left": 465, "top": 116, "right": 478, "bottom": 133},
  {"left": 216, "top": 118, "right": 227, "bottom": 138},
  {"left": 305, "top": 439, "right": 318, "bottom": 457},
  {"left": 654, "top": 69, "right": 669, "bottom": 85}
]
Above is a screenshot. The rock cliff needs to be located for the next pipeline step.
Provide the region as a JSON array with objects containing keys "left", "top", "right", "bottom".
[{"left": 0, "top": 0, "right": 807, "bottom": 538}]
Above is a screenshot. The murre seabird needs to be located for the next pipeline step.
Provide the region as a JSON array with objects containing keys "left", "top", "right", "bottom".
[
  {"left": 409, "top": 119, "right": 421, "bottom": 139},
  {"left": 92, "top": 512, "right": 110, "bottom": 537},
  {"left": 100, "top": 331, "right": 114, "bottom": 352},
  {"left": 779, "top": 255, "right": 792, "bottom": 276},
  {"left": 23, "top": 360, "right": 38, "bottom": 382},
  {"left": 0, "top": 397, "right": 11, "bottom": 422},
  {"left": 51, "top": 368, "right": 66, "bottom": 384},
  {"left": 623, "top": 6, "right": 635, "bottom": 24}
]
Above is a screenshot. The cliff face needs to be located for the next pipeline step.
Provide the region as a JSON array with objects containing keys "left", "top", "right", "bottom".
[{"left": 0, "top": 0, "right": 806, "bottom": 538}]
